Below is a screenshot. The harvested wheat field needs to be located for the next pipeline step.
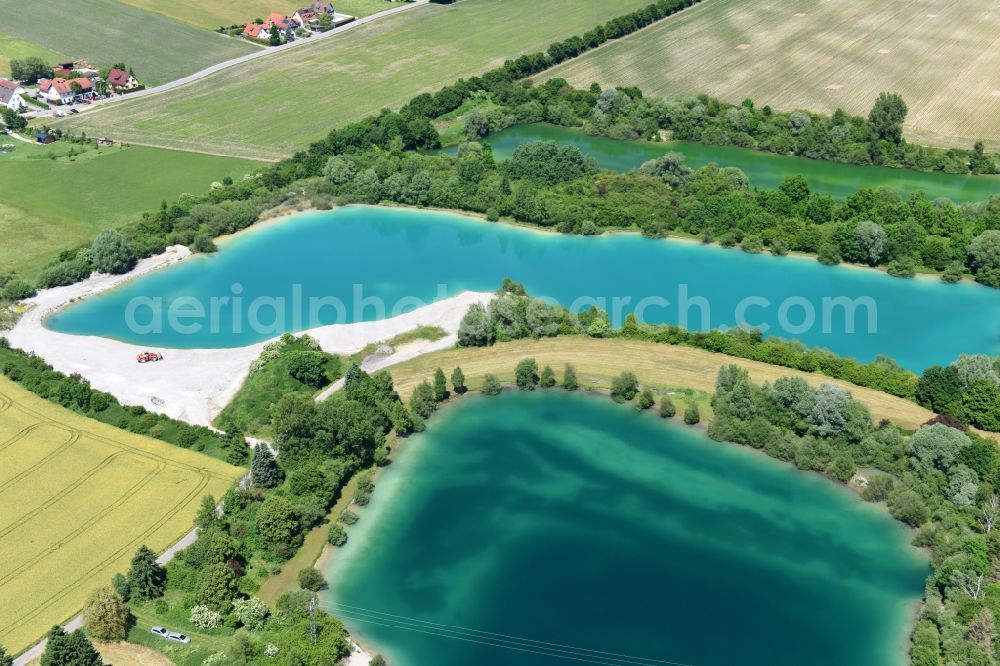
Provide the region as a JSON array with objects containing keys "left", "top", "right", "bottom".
[
  {"left": 0, "top": 377, "right": 241, "bottom": 654},
  {"left": 545, "top": 0, "right": 1000, "bottom": 149}
]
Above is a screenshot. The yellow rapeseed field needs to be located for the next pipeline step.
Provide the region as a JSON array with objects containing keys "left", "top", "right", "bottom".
[{"left": 0, "top": 377, "right": 242, "bottom": 654}]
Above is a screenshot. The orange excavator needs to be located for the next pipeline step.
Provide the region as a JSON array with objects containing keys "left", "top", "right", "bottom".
[{"left": 136, "top": 351, "right": 164, "bottom": 363}]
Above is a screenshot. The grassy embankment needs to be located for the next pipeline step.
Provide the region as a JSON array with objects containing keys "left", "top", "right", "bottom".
[
  {"left": 386, "top": 337, "right": 935, "bottom": 430},
  {"left": 0, "top": 0, "right": 256, "bottom": 86},
  {"left": 0, "top": 376, "right": 242, "bottom": 654},
  {"left": 55, "top": 0, "right": 655, "bottom": 159},
  {"left": 545, "top": 0, "right": 1000, "bottom": 150},
  {"left": 0, "top": 142, "right": 260, "bottom": 280}
]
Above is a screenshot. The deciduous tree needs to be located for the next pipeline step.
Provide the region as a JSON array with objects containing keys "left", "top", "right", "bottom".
[
  {"left": 83, "top": 586, "right": 129, "bottom": 641},
  {"left": 515, "top": 357, "right": 539, "bottom": 390},
  {"left": 868, "top": 92, "right": 907, "bottom": 144}
]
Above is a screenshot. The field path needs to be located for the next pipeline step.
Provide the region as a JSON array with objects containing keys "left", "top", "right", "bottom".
[{"left": 33, "top": 0, "right": 428, "bottom": 122}]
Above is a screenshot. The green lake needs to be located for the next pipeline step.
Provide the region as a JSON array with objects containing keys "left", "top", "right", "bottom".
[
  {"left": 457, "top": 124, "right": 1000, "bottom": 201},
  {"left": 324, "top": 392, "right": 928, "bottom": 666}
]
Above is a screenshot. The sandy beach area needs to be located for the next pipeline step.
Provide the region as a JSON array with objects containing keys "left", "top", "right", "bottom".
[{"left": 5, "top": 247, "right": 492, "bottom": 427}]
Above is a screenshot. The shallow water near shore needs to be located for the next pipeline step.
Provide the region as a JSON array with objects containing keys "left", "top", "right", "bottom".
[
  {"left": 323, "top": 392, "right": 928, "bottom": 666},
  {"left": 455, "top": 124, "right": 1000, "bottom": 201},
  {"left": 46, "top": 206, "right": 1000, "bottom": 370}
]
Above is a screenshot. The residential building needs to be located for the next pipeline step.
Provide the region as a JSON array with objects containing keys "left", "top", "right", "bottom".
[
  {"left": 38, "top": 77, "right": 95, "bottom": 105},
  {"left": 106, "top": 68, "right": 139, "bottom": 91},
  {"left": 242, "top": 22, "right": 269, "bottom": 39},
  {"left": 0, "top": 79, "right": 26, "bottom": 112}
]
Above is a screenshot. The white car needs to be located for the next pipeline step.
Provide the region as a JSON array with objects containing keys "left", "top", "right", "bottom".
[
  {"left": 166, "top": 631, "right": 191, "bottom": 644},
  {"left": 150, "top": 626, "right": 168, "bottom": 638}
]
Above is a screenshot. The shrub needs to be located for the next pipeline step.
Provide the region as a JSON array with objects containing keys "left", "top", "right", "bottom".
[
  {"left": 287, "top": 351, "right": 330, "bottom": 388},
  {"left": 684, "top": 403, "right": 701, "bottom": 425},
  {"left": 563, "top": 364, "right": 578, "bottom": 390},
  {"left": 539, "top": 365, "right": 556, "bottom": 388},
  {"left": 515, "top": 357, "right": 539, "bottom": 390},
  {"left": 1, "top": 278, "right": 35, "bottom": 301},
  {"left": 297, "top": 567, "right": 326, "bottom": 591},
  {"left": 327, "top": 523, "right": 347, "bottom": 547},
  {"left": 659, "top": 397, "right": 676, "bottom": 418},
  {"left": 609, "top": 371, "right": 639, "bottom": 402},
  {"left": 232, "top": 597, "right": 269, "bottom": 631},
  {"left": 91, "top": 229, "right": 136, "bottom": 274},
  {"left": 481, "top": 373, "right": 502, "bottom": 396},
  {"left": 190, "top": 604, "right": 223, "bottom": 629},
  {"left": 636, "top": 389, "right": 655, "bottom": 410},
  {"left": 817, "top": 242, "right": 841, "bottom": 266},
  {"left": 888, "top": 490, "right": 929, "bottom": 526}
]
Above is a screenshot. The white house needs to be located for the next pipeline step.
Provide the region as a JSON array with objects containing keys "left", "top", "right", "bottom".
[
  {"left": 38, "top": 77, "right": 95, "bottom": 105},
  {"left": 0, "top": 79, "right": 26, "bottom": 112}
]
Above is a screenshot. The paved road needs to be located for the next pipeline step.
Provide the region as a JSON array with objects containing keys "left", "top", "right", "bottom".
[{"left": 32, "top": 0, "right": 429, "bottom": 121}]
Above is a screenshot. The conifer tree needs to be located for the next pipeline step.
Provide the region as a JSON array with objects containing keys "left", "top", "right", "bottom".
[{"left": 252, "top": 443, "right": 281, "bottom": 488}]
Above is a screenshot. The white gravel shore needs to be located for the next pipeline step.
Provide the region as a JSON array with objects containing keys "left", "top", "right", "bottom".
[{"left": 5, "top": 246, "right": 492, "bottom": 427}]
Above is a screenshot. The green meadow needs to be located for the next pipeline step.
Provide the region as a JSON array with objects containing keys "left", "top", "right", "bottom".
[
  {"left": 0, "top": 143, "right": 260, "bottom": 278},
  {"left": 56, "top": 0, "right": 654, "bottom": 159},
  {"left": 0, "top": 0, "right": 256, "bottom": 86},
  {"left": 0, "top": 32, "right": 68, "bottom": 79},
  {"left": 119, "top": 0, "right": 401, "bottom": 29}
]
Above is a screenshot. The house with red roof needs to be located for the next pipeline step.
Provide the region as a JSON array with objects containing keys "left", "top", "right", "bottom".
[
  {"left": 243, "top": 13, "right": 296, "bottom": 40},
  {"left": 106, "top": 68, "right": 139, "bottom": 91},
  {"left": 242, "top": 22, "right": 269, "bottom": 39},
  {"left": 38, "top": 77, "right": 95, "bottom": 105}
]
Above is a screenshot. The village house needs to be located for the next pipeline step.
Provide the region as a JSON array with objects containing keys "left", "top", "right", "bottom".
[
  {"left": 243, "top": 12, "right": 296, "bottom": 38},
  {"left": 0, "top": 79, "right": 27, "bottom": 112},
  {"left": 38, "top": 77, "right": 95, "bottom": 105},
  {"left": 106, "top": 68, "right": 139, "bottom": 92},
  {"left": 242, "top": 22, "right": 269, "bottom": 39},
  {"left": 292, "top": 2, "right": 334, "bottom": 27}
]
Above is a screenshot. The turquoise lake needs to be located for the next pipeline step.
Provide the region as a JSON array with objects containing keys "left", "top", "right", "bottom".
[
  {"left": 452, "top": 124, "right": 1000, "bottom": 202},
  {"left": 46, "top": 206, "right": 1000, "bottom": 370},
  {"left": 324, "top": 392, "right": 928, "bottom": 666}
]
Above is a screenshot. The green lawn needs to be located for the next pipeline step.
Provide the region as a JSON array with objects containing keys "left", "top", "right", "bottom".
[
  {"left": 56, "top": 0, "right": 654, "bottom": 159},
  {"left": 0, "top": 0, "right": 257, "bottom": 86},
  {"left": 0, "top": 32, "right": 68, "bottom": 79},
  {"left": 0, "top": 142, "right": 260, "bottom": 279}
]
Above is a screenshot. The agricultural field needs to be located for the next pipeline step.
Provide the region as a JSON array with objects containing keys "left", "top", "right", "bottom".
[
  {"left": 0, "top": 376, "right": 242, "bottom": 654},
  {"left": 0, "top": 143, "right": 260, "bottom": 280},
  {"left": 55, "top": 0, "right": 654, "bottom": 160},
  {"left": 118, "top": 0, "right": 406, "bottom": 29},
  {"left": 543, "top": 0, "right": 1000, "bottom": 150},
  {"left": 387, "top": 337, "right": 936, "bottom": 431},
  {"left": 0, "top": 32, "right": 68, "bottom": 80},
  {"left": 0, "top": 0, "right": 257, "bottom": 86}
]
